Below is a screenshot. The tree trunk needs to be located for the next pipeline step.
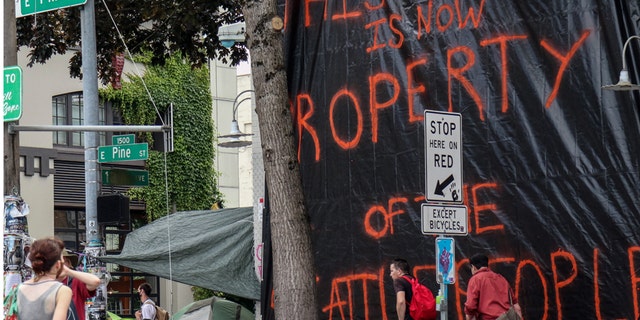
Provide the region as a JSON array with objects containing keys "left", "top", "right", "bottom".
[{"left": 242, "top": 1, "right": 318, "bottom": 319}]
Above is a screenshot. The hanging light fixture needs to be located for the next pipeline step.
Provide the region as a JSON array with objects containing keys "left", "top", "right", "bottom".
[
  {"left": 603, "top": 35, "right": 640, "bottom": 91},
  {"left": 218, "top": 22, "right": 246, "bottom": 48},
  {"left": 218, "top": 90, "right": 254, "bottom": 148}
]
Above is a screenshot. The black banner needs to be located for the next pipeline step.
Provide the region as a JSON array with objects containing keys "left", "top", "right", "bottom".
[{"left": 277, "top": 1, "right": 640, "bottom": 319}]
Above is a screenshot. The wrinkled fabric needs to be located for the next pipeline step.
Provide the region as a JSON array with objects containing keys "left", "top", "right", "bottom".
[
  {"left": 100, "top": 208, "right": 259, "bottom": 300},
  {"left": 279, "top": 0, "right": 640, "bottom": 318}
]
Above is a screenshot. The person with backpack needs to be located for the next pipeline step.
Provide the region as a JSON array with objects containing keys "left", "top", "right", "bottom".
[
  {"left": 58, "top": 249, "right": 101, "bottom": 320},
  {"left": 135, "top": 283, "right": 157, "bottom": 320},
  {"left": 464, "top": 254, "right": 522, "bottom": 320},
  {"left": 390, "top": 258, "right": 437, "bottom": 320}
]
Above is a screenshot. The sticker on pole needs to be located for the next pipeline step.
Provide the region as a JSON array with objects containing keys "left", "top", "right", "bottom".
[
  {"left": 425, "top": 110, "right": 463, "bottom": 203},
  {"left": 436, "top": 237, "right": 456, "bottom": 284},
  {"left": 421, "top": 203, "right": 468, "bottom": 236}
]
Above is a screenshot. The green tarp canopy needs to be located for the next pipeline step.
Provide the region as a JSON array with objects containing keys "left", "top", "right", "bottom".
[{"left": 100, "top": 207, "right": 259, "bottom": 300}]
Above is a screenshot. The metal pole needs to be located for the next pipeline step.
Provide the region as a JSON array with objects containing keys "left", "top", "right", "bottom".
[
  {"left": 10, "top": 125, "right": 167, "bottom": 132},
  {"left": 441, "top": 280, "right": 448, "bottom": 320},
  {"left": 4, "top": 0, "right": 20, "bottom": 196},
  {"left": 81, "top": 1, "right": 109, "bottom": 319},
  {"left": 437, "top": 273, "right": 448, "bottom": 320},
  {"left": 81, "top": 0, "right": 99, "bottom": 245}
]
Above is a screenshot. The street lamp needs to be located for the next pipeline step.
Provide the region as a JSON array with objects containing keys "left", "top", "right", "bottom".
[
  {"left": 218, "top": 90, "right": 254, "bottom": 148},
  {"left": 603, "top": 35, "right": 640, "bottom": 91},
  {"left": 218, "top": 22, "right": 246, "bottom": 48}
]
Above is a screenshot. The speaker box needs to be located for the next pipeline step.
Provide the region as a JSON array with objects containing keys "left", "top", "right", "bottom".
[{"left": 97, "top": 194, "right": 130, "bottom": 224}]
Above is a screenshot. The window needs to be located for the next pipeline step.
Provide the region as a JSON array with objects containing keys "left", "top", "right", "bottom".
[
  {"left": 54, "top": 210, "right": 160, "bottom": 317},
  {"left": 52, "top": 92, "right": 121, "bottom": 148},
  {"left": 54, "top": 209, "right": 87, "bottom": 250}
]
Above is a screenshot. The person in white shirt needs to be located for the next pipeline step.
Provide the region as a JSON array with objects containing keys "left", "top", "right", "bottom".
[{"left": 135, "top": 283, "right": 157, "bottom": 320}]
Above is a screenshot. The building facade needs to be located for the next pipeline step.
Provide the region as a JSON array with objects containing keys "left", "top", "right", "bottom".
[{"left": 9, "top": 47, "right": 258, "bottom": 317}]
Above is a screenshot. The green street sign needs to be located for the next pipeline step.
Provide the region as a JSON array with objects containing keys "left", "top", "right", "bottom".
[
  {"left": 4, "top": 66, "right": 22, "bottom": 122},
  {"left": 17, "top": 0, "right": 88, "bottom": 17},
  {"left": 98, "top": 143, "right": 149, "bottom": 163},
  {"left": 102, "top": 169, "right": 149, "bottom": 186},
  {"left": 112, "top": 134, "right": 135, "bottom": 145}
]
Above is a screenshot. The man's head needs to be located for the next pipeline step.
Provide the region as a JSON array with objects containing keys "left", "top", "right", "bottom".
[
  {"left": 62, "top": 249, "right": 78, "bottom": 268},
  {"left": 138, "top": 283, "right": 152, "bottom": 298},
  {"left": 390, "top": 258, "right": 410, "bottom": 280},
  {"left": 469, "top": 253, "right": 489, "bottom": 274}
]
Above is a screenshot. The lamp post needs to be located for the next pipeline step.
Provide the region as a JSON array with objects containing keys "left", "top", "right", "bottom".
[
  {"left": 218, "top": 90, "right": 254, "bottom": 148},
  {"left": 603, "top": 35, "right": 640, "bottom": 91}
]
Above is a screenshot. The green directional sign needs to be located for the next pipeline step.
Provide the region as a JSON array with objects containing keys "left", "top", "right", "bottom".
[
  {"left": 112, "top": 134, "right": 135, "bottom": 145},
  {"left": 98, "top": 143, "right": 148, "bottom": 163},
  {"left": 102, "top": 169, "right": 149, "bottom": 186},
  {"left": 17, "top": 0, "right": 88, "bottom": 17},
  {"left": 4, "top": 66, "right": 22, "bottom": 122}
]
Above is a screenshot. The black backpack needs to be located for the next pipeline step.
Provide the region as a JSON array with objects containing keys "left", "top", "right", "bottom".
[
  {"left": 67, "top": 302, "right": 79, "bottom": 320},
  {"left": 64, "top": 277, "right": 79, "bottom": 320}
]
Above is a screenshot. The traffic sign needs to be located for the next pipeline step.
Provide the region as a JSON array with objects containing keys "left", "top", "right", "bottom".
[
  {"left": 102, "top": 169, "right": 149, "bottom": 186},
  {"left": 98, "top": 143, "right": 148, "bottom": 163},
  {"left": 435, "top": 237, "right": 456, "bottom": 284},
  {"left": 16, "top": 0, "right": 88, "bottom": 17},
  {"left": 112, "top": 134, "right": 135, "bottom": 145},
  {"left": 4, "top": 66, "right": 22, "bottom": 122},
  {"left": 421, "top": 203, "right": 468, "bottom": 236},
  {"left": 425, "top": 110, "right": 463, "bottom": 203}
]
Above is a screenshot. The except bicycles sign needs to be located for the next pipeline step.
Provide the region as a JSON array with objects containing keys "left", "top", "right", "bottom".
[{"left": 421, "top": 203, "right": 468, "bottom": 236}]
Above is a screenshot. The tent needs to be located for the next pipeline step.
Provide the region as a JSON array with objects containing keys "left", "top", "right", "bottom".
[
  {"left": 170, "top": 297, "right": 254, "bottom": 320},
  {"left": 100, "top": 207, "right": 259, "bottom": 300}
]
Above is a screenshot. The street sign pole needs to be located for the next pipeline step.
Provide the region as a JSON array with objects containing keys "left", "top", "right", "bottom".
[
  {"left": 423, "top": 110, "right": 465, "bottom": 320},
  {"left": 78, "top": 0, "right": 111, "bottom": 317}
]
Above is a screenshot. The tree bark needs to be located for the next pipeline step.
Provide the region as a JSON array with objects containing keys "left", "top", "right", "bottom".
[{"left": 242, "top": 1, "right": 318, "bottom": 319}]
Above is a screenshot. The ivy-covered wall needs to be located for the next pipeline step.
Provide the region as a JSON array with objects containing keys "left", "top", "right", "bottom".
[{"left": 101, "top": 54, "right": 223, "bottom": 220}]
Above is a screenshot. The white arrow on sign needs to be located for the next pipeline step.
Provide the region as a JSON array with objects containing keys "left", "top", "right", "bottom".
[{"left": 424, "top": 110, "right": 463, "bottom": 203}]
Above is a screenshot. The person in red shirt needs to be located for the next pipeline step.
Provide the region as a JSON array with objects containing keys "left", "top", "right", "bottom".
[
  {"left": 464, "top": 254, "right": 521, "bottom": 320},
  {"left": 58, "top": 250, "right": 101, "bottom": 320}
]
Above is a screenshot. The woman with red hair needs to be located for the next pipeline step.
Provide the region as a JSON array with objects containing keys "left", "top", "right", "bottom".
[{"left": 17, "top": 237, "right": 72, "bottom": 320}]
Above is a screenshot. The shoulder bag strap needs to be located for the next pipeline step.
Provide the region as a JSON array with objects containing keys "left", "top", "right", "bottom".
[{"left": 508, "top": 288, "right": 514, "bottom": 306}]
